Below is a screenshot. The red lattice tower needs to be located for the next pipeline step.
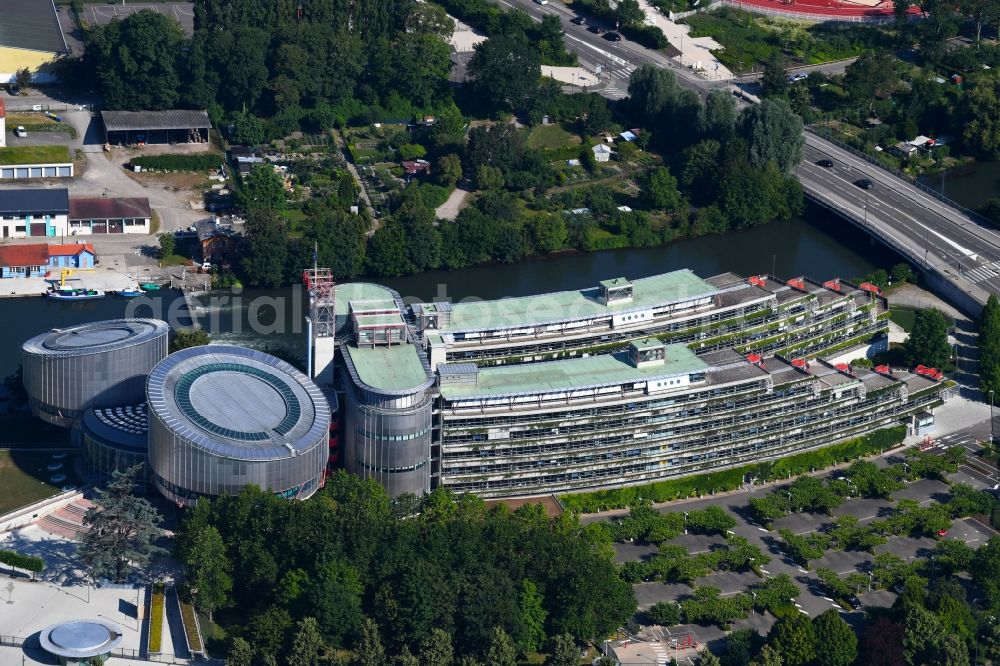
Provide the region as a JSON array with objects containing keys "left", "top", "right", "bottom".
[{"left": 303, "top": 268, "right": 336, "bottom": 338}]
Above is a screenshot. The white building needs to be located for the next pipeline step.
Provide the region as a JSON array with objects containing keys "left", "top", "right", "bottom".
[
  {"left": 0, "top": 188, "right": 69, "bottom": 239},
  {"left": 593, "top": 143, "right": 614, "bottom": 163}
]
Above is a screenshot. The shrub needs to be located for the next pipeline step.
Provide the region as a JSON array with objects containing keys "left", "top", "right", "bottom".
[
  {"left": 0, "top": 550, "right": 44, "bottom": 575},
  {"left": 149, "top": 583, "right": 165, "bottom": 653},
  {"left": 131, "top": 154, "right": 224, "bottom": 172},
  {"left": 647, "top": 601, "right": 682, "bottom": 626}
]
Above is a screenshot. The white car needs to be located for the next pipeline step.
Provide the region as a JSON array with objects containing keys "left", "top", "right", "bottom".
[
  {"left": 788, "top": 73, "right": 808, "bottom": 83},
  {"left": 534, "top": 0, "right": 548, "bottom": 4},
  {"left": 13, "top": 126, "right": 27, "bottom": 138}
]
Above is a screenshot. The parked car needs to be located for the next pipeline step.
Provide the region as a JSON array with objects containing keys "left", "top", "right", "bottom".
[
  {"left": 571, "top": 15, "right": 586, "bottom": 24},
  {"left": 587, "top": 24, "right": 602, "bottom": 33},
  {"left": 788, "top": 73, "right": 808, "bottom": 83},
  {"left": 201, "top": 262, "right": 212, "bottom": 272},
  {"left": 856, "top": 178, "right": 875, "bottom": 190},
  {"left": 534, "top": 0, "right": 548, "bottom": 4},
  {"left": 13, "top": 126, "right": 27, "bottom": 138},
  {"left": 846, "top": 595, "right": 863, "bottom": 610},
  {"left": 7, "top": 84, "right": 21, "bottom": 96},
  {"left": 936, "top": 529, "right": 949, "bottom": 538},
  {"left": 603, "top": 31, "right": 622, "bottom": 41},
  {"left": 817, "top": 159, "right": 834, "bottom": 168}
]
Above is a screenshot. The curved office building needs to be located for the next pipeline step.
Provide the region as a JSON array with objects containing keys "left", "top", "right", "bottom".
[
  {"left": 81, "top": 403, "right": 150, "bottom": 490},
  {"left": 333, "top": 281, "right": 435, "bottom": 497},
  {"left": 22, "top": 319, "right": 169, "bottom": 428},
  {"left": 146, "top": 345, "right": 329, "bottom": 506}
]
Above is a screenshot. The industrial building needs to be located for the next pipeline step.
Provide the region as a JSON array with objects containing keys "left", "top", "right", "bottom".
[
  {"left": 146, "top": 345, "right": 330, "bottom": 506},
  {"left": 100, "top": 110, "right": 211, "bottom": 146},
  {"left": 0, "top": 0, "right": 67, "bottom": 84},
  {"left": 322, "top": 269, "right": 948, "bottom": 499},
  {"left": 68, "top": 197, "right": 152, "bottom": 235},
  {"left": 21, "top": 319, "right": 169, "bottom": 428},
  {"left": 0, "top": 188, "right": 70, "bottom": 238}
]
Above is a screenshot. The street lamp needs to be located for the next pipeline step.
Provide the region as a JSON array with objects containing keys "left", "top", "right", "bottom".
[{"left": 867, "top": 571, "right": 873, "bottom": 592}]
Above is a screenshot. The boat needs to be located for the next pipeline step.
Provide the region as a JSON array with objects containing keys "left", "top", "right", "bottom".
[
  {"left": 47, "top": 287, "right": 105, "bottom": 301},
  {"left": 116, "top": 288, "right": 144, "bottom": 297},
  {"left": 141, "top": 282, "right": 161, "bottom": 291}
]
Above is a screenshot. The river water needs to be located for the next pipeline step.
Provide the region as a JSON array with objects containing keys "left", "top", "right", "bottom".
[
  {"left": 919, "top": 161, "right": 1000, "bottom": 210},
  {"left": 0, "top": 205, "right": 902, "bottom": 379}
]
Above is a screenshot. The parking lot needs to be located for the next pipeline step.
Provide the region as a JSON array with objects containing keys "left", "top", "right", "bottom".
[{"left": 82, "top": 2, "right": 194, "bottom": 36}]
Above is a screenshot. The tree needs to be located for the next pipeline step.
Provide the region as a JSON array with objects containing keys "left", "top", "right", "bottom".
[
  {"left": 723, "top": 629, "right": 758, "bottom": 666},
  {"left": 309, "top": 558, "right": 364, "bottom": 648},
  {"left": 420, "top": 628, "right": 455, "bottom": 666},
  {"left": 238, "top": 164, "right": 286, "bottom": 212},
  {"left": 642, "top": 168, "right": 683, "bottom": 212},
  {"left": 78, "top": 465, "right": 163, "bottom": 583},
  {"left": 749, "top": 646, "right": 783, "bottom": 666},
  {"left": 698, "top": 649, "right": 722, "bottom": 666},
  {"left": 739, "top": 99, "right": 804, "bottom": 174},
  {"left": 485, "top": 627, "right": 517, "bottom": 666},
  {"left": 844, "top": 52, "right": 896, "bottom": 115},
  {"left": 354, "top": 618, "right": 385, "bottom": 666},
  {"left": 520, "top": 580, "right": 547, "bottom": 653},
  {"left": 981, "top": 294, "right": 1000, "bottom": 396},
  {"left": 768, "top": 614, "right": 815, "bottom": 666},
  {"left": 761, "top": 55, "right": 789, "bottom": 98},
  {"left": 903, "top": 606, "right": 945, "bottom": 665},
  {"left": 232, "top": 112, "right": 266, "bottom": 146},
  {"left": 170, "top": 329, "right": 211, "bottom": 353},
  {"left": 184, "top": 525, "right": 231, "bottom": 620},
  {"left": 287, "top": 617, "right": 324, "bottom": 666},
  {"left": 858, "top": 618, "right": 905, "bottom": 666},
  {"left": 700, "top": 89, "right": 737, "bottom": 140},
  {"left": 242, "top": 208, "right": 288, "bottom": 288},
  {"left": 961, "top": 0, "right": 1000, "bottom": 45},
  {"left": 406, "top": 2, "right": 455, "bottom": 39},
  {"left": 904, "top": 308, "right": 952, "bottom": 368},
  {"left": 617, "top": 0, "right": 646, "bottom": 26},
  {"left": 14, "top": 68, "right": 31, "bottom": 91},
  {"left": 627, "top": 64, "right": 678, "bottom": 121},
  {"left": 158, "top": 233, "right": 175, "bottom": 259},
  {"left": 476, "top": 165, "right": 505, "bottom": 191},
  {"left": 965, "top": 74, "right": 1000, "bottom": 160},
  {"left": 811, "top": 610, "right": 857, "bottom": 666},
  {"left": 647, "top": 601, "right": 682, "bottom": 626},
  {"left": 86, "top": 10, "right": 184, "bottom": 110},
  {"left": 468, "top": 36, "right": 541, "bottom": 112},
  {"left": 547, "top": 633, "right": 579, "bottom": 666},
  {"left": 226, "top": 637, "right": 254, "bottom": 666},
  {"left": 438, "top": 154, "right": 464, "bottom": 187}
]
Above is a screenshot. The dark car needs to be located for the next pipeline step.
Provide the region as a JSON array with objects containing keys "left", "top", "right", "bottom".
[
  {"left": 817, "top": 159, "right": 834, "bottom": 168},
  {"left": 603, "top": 31, "right": 623, "bottom": 41},
  {"left": 571, "top": 15, "right": 586, "bottom": 25},
  {"left": 587, "top": 24, "right": 602, "bottom": 33},
  {"left": 7, "top": 84, "right": 21, "bottom": 96},
  {"left": 846, "top": 595, "right": 863, "bottom": 610},
  {"left": 856, "top": 178, "right": 875, "bottom": 190}
]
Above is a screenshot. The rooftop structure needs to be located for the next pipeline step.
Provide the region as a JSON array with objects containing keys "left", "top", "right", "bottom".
[
  {"left": 81, "top": 404, "right": 150, "bottom": 490},
  {"left": 101, "top": 110, "right": 211, "bottom": 146},
  {"left": 69, "top": 197, "right": 152, "bottom": 220},
  {"left": 0, "top": 188, "right": 69, "bottom": 215},
  {"left": 146, "top": 345, "right": 330, "bottom": 506},
  {"left": 39, "top": 619, "right": 123, "bottom": 665}
]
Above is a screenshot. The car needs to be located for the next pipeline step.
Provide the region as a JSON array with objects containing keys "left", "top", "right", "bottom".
[
  {"left": 846, "top": 595, "right": 863, "bottom": 610},
  {"left": 571, "top": 15, "right": 586, "bottom": 24},
  {"left": 855, "top": 178, "right": 875, "bottom": 190},
  {"left": 202, "top": 262, "right": 212, "bottom": 272},
  {"left": 817, "top": 159, "right": 834, "bottom": 168},
  {"left": 603, "top": 31, "right": 622, "bottom": 41},
  {"left": 13, "top": 126, "right": 26, "bottom": 138},
  {"left": 788, "top": 73, "right": 808, "bottom": 83},
  {"left": 534, "top": 0, "right": 548, "bottom": 4},
  {"left": 936, "top": 529, "right": 949, "bottom": 538},
  {"left": 7, "top": 84, "right": 21, "bottom": 96},
  {"left": 587, "top": 24, "right": 602, "bottom": 33}
]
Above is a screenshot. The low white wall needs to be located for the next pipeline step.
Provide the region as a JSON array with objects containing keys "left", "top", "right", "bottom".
[{"left": 0, "top": 488, "right": 83, "bottom": 533}]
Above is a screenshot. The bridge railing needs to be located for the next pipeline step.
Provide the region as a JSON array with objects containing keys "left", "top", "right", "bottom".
[{"left": 805, "top": 126, "right": 996, "bottom": 229}]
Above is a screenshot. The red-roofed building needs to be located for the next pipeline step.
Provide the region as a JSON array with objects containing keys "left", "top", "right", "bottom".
[
  {"left": 0, "top": 242, "right": 95, "bottom": 278},
  {"left": 68, "top": 197, "right": 151, "bottom": 235}
]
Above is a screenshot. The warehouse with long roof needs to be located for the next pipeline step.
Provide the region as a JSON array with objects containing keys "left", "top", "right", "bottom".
[{"left": 0, "top": 0, "right": 67, "bottom": 84}]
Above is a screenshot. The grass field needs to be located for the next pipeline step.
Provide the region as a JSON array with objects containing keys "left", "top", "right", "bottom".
[
  {"left": 0, "top": 145, "right": 72, "bottom": 166},
  {"left": 889, "top": 304, "right": 918, "bottom": 332},
  {"left": 0, "top": 450, "right": 70, "bottom": 516},
  {"left": 527, "top": 124, "right": 580, "bottom": 150}
]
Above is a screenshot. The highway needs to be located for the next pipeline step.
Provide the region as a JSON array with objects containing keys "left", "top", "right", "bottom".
[{"left": 487, "top": 0, "right": 999, "bottom": 316}]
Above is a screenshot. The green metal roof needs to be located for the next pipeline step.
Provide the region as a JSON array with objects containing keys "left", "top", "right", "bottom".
[
  {"left": 350, "top": 298, "right": 399, "bottom": 313},
  {"left": 333, "top": 283, "right": 398, "bottom": 315},
  {"left": 600, "top": 277, "right": 631, "bottom": 289},
  {"left": 440, "top": 344, "right": 708, "bottom": 399},
  {"left": 346, "top": 344, "right": 430, "bottom": 392},
  {"left": 632, "top": 338, "right": 663, "bottom": 351},
  {"left": 444, "top": 269, "right": 717, "bottom": 332},
  {"left": 353, "top": 313, "right": 405, "bottom": 327}
]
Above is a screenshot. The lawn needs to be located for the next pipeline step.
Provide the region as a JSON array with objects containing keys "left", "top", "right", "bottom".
[
  {"left": 683, "top": 8, "right": 893, "bottom": 73},
  {"left": 0, "top": 145, "right": 72, "bottom": 166},
  {"left": 527, "top": 124, "right": 580, "bottom": 150},
  {"left": 0, "top": 450, "right": 71, "bottom": 516},
  {"left": 889, "top": 304, "right": 918, "bottom": 332}
]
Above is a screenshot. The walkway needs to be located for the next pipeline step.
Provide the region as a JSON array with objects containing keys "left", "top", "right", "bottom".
[
  {"left": 435, "top": 186, "right": 471, "bottom": 221},
  {"left": 636, "top": 0, "right": 733, "bottom": 80},
  {"left": 331, "top": 129, "right": 375, "bottom": 221}
]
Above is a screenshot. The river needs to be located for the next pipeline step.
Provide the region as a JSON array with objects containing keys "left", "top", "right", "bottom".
[
  {"left": 0, "top": 205, "right": 903, "bottom": 379},
  {"left": 919, "top": 160, "right": 1000, "bottom": 211}
]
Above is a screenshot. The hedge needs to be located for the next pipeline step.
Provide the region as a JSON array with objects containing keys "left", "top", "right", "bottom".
[
  {"left": 559, "top": 426, "right": 907, "bottom": 513},
  {"left": 0, "top": 549, "right": 44, "bottom": 574},
  {"left": 149, "top": 583, "right": 165, "bottom": 654},
  {"left": 131, "top": 154, "right": 224, "bottom": 172}
]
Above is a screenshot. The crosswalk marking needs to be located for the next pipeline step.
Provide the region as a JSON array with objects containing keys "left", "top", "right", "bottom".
[{"left": 964, "top": 261, "right": 1000, "bottom": 283}]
